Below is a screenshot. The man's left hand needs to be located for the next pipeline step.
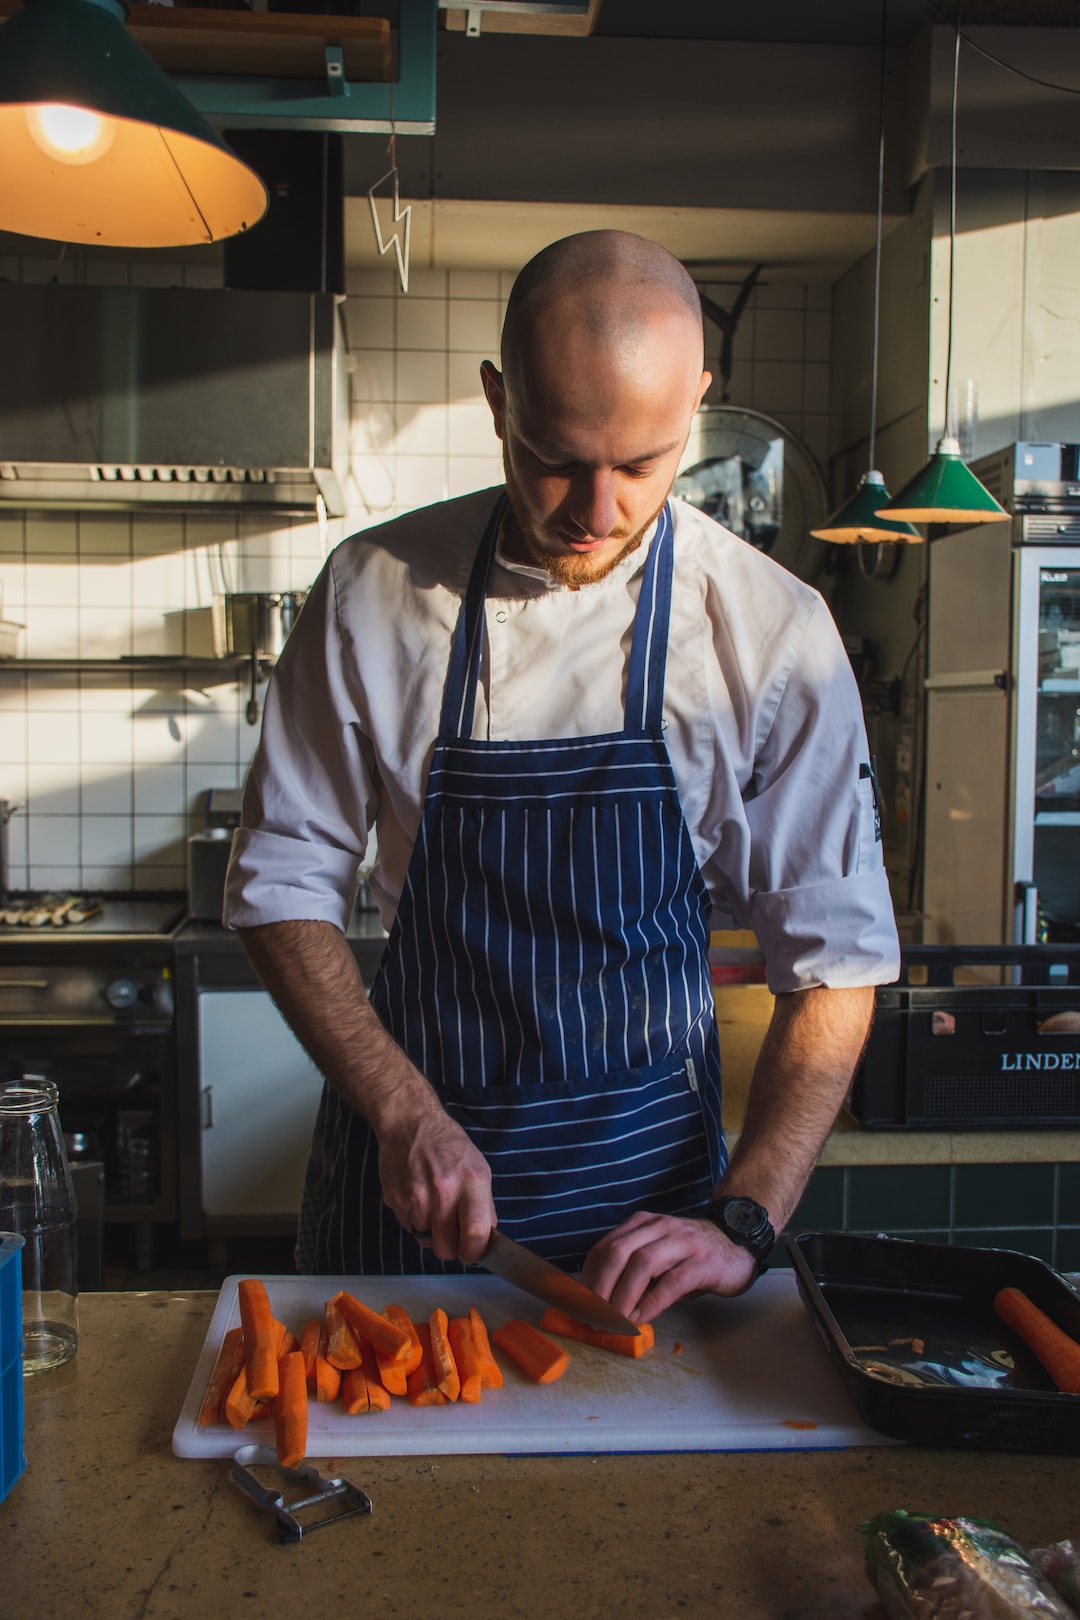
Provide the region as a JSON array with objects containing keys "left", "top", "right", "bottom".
[{"left": 580, "top": 1209, "right": 757, "bottom": 1323}]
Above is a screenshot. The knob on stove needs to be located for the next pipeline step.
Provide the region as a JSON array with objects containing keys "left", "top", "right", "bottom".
[{"left": 104, "top": 978, "right": 139, "bottom": 1012}]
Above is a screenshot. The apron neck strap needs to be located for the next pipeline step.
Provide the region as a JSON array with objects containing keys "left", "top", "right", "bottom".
[{"left": 440, "top": 494, "right": 674, "bottom": 740}]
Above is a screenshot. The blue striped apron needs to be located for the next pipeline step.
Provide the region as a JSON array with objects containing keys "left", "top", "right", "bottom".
[{"left": 301, "top": 495, "right": 726, "bottom": 1274}]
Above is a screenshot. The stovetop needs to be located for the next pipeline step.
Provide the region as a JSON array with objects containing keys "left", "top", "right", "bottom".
[{"left": 0, "top": 893, "right": 188, "bottom": 940}]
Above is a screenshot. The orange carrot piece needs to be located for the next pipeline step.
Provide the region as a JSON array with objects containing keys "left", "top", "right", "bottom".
[
  {"left": 491, "top": 1319, "right": 569, "bottom": 1384},
  {"left": 299, "top": 1318, "right": 322, "bottom": 1387},
  {"left": 342, "top": 1337, "right": 393, "bottom": 1415},
  {"left": 237, "top": 1278, "right": 279, "bottom": 1400},
  {"left": 198, "top": 1325, "right": 245, "bottom": 1426},
  {"left": 315, "top": 1348, "right": 342, "bottom": 1404},
  {"left": 406, "top": 1322, "right": 449, "bottom": 1406},
  {"left": 374, "top": 1340, "right": 409, "bottom": 1397},
  {"left": 539, "top": 1307, "right": 655, "bottom": 1359},
  {"left": 325, "top": 1295, "right": 363, "bottom": 1370},
  {"left": 469, "top": 1306, "right": 504, "bottom": 1389},
  {"left": 224, "top": 1363, "right": 259, "bottom": 1429},
  {"left": 384, "top": 1305, "right": 424, "bottom": 1374},
  {"left": 428, "top": 1306, "right": 461, "bottom": 1402},
  {"left": 448, "top": 1316, "right": 483, "bottom": 1404},
  {"left": 993, "top": 1286, "right": 1080, "bottom": 1395},
  {"left": 279, "top": 1329, "right": 300, "bottom": 1357},
  {"left": 273, "top": 1349, "right": 308, "bottom": 1467},
  {"left": 333, "top": 1290, "right": 412, "bottom": 1363}
]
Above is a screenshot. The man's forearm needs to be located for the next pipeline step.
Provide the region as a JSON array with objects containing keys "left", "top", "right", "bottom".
[
  {"left": 718, "top": 984, "right": 875, "bottom": 1231},
  {"left": 235, "top": 919, "right": 441, "bottom": 1139}
]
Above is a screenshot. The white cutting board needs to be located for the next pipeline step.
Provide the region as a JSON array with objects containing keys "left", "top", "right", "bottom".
[{"left": 172, "top": 1270, "right": 893, "bottom": 1458}]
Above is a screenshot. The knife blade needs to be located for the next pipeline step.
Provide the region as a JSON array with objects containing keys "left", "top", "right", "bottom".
[{"left": 481, "top": 1228, "right": 640, "bottom": 1337}]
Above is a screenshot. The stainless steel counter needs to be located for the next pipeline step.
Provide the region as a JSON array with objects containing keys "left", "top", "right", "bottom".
[{"left": 5, "top": 1291, "right": 1078, "bottom": 1619}]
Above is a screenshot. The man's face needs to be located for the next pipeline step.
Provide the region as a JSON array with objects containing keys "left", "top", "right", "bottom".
[{"left": 481, "top": 304, "right": 711, "bottom": 589}]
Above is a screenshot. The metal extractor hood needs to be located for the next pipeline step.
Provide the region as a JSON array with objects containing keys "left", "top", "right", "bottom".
[{"left": 0, "top": 285, "right": 349, "bottom": 515}]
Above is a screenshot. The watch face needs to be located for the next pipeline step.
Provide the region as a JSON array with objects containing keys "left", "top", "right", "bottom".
[{"left": 724, "top": 1197, "right": 763, "bottom": 1237}]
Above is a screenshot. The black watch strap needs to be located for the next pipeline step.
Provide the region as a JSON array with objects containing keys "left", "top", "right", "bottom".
[{"left": 700, "top": 1194, "right": 776, "bottom": 1276}]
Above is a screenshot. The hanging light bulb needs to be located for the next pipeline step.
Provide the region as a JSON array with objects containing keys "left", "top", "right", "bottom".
[
  {"left": 877, "top": 8, "right": 1007, "bottom": 529},
  {"left": 812, "top": 0, "right": 921, "bottom": 548},
  {"left": 0, "top": 0, "right": 267, "bottom": 248},
  {"left": 25, "top": 102, "right": 116, "bottom": 165}
]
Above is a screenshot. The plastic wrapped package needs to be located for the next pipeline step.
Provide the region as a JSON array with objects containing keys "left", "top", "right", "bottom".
[
  {"left": 1030, "top": 1542, "right": 1080, "bottom": 1614},
  {"left": 864, "top": 1512, "right": 1075, "bottom": 1619}
]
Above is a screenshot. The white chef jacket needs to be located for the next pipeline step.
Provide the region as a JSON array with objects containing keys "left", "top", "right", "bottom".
[{"left": 225, "top": 487, "right": 900, "bottom": 995}]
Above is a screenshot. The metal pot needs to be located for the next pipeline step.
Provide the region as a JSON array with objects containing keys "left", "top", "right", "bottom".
[{"left": 214, "top": 592, "right": 309, "bottom": 659}]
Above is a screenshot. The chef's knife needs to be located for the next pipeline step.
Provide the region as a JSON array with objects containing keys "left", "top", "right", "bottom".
[{"left": 481, "top": 1228, "right": 640, "bottom": 1337}]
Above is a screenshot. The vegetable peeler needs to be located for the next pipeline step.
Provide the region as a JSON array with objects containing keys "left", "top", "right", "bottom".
[{"left": 231, "top": 1444, "right": 373, "bottom": 1543}]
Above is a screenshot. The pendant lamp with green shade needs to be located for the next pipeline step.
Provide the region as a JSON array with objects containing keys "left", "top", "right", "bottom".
[
  {"left": 811, "top": 0, "right": 921, "bottom": 547},
  {"left": 877, "top": 8, "right": 1007, "bottom": 530},
  {"left": 0, "top": 0, "right": 267, "bottom": 248}
]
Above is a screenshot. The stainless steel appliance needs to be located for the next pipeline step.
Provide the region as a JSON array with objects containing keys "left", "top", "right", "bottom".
[
  {"left": 0, "top": 895, "right": 185, "bottom": 1270},
  {"left": 923, "top": 442, "right": 1080, "bottom": 944}
]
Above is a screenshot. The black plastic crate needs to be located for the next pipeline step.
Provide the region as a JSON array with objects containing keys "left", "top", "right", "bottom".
[{"left": 849, "top": 944, "right": 1080, "bottom": 1128}]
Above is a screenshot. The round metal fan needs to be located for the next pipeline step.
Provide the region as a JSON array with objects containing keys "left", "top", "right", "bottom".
[{"left": 675, "top": 405, "right": 829, "bottom": 584}]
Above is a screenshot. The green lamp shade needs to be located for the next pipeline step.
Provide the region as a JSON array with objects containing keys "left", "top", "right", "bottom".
[
  {"left": 811, "top": 469, "right": 923, "bottom": 544},
  {"left": 0, "top": 0, "right": 267, "bottom": 247},
  {"left": 877, "top": 436, "right": 1010, "bottom": 525}
]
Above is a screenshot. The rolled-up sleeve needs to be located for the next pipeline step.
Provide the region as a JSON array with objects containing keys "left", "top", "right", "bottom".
[
  {"left": 698, "top": 573, "right": 900, "bottom": 994},
  {"left": 224, "top": 553, "right": 377, "bottom": 932}
]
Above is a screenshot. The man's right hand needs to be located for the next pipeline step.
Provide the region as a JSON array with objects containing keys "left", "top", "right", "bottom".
[{"left": 377, "top": 1094, "right": 495, "bottom": 1266}]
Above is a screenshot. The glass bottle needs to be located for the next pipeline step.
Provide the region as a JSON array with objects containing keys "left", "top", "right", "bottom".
[{"left": 0, "top": 1079, "right": 78, "bottom": 1372}]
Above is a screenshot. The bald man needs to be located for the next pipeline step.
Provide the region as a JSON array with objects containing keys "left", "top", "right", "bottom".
[{"left": 227, "top": 231, "right": 899, "bottom": 1321}]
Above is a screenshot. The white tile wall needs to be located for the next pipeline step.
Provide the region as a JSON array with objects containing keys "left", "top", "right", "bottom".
[{"left": 0, "top": 255, "right": 830, "bottom": 894}]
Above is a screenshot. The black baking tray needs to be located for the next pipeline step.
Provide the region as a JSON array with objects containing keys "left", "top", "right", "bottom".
[{"left": 787, "top": 1232, "right": 1080, "bottom": 1453}]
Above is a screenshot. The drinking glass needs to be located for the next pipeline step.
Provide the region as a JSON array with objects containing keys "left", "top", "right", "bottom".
[{"left": 0, "top": 1080, "right": 78, "bottom": 1373}]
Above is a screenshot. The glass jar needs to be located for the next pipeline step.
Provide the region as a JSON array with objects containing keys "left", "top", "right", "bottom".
[{"left": 0, "top": 1079, "right": 78, "bottom": 1373}]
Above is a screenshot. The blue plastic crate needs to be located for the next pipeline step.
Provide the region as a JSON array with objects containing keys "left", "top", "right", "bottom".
[{"left": 0, "top": 1233, "right": 26, "bottom": 1503}]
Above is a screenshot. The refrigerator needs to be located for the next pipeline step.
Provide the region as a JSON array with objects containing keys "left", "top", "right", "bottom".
[{"left": 923, "top": 442, "right": 1080, "bottom": 945}]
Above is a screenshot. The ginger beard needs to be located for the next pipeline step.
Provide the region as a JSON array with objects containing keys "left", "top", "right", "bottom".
[{"left": 500, "top": 446, "right": 669, "bottom": 590}]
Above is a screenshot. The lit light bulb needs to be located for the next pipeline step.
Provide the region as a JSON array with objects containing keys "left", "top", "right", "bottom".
[{"left": 25, "top": 103, "right": 117, "bottom": 165}]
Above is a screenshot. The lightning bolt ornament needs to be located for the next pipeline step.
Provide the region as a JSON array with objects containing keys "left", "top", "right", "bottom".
[{"left": 367, "top": 165, "right": 412, "bottom": 294}]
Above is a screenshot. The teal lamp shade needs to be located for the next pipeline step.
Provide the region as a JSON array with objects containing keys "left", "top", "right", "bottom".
[
  {"left": 811, "top": 469, "right": 923, "bottom": 544},
  {"left": 0, "top": 0, "right": 267, "bottom": 246},
  {"left": 877, "top": 436, "right": 1010, "bottom": 525}
]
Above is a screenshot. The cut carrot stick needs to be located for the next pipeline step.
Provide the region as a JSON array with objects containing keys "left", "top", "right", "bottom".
[
  {"left": 384, "top": 1305, "right": 424, "bottom": 1374},
  {"left": 273, "top": 1349, "right": 308, "bottom": 1467},
  {"left": 469, "top": 1306, "right": 503, "bottom": 1389},
  {"left": 325, "top": 1295, "right": 363, "bottom": 1370},
  {"left": 539, "top": 1307, "right": 655, "bottom": 1359},
  {"left": 374, "top": 1339, "right": 409, "bottom": 1397},
  {"left": 198, "top": 1325, "right": 245, "bottom": 1426},
  {"left": 224, "top": 1363, "right": 259, "bottom": 1429},
  {"left": 491, "top": 1319, "right": 569, "bottom": 1384},
  {"left": 315, "top": 1346, "right": 342, "bottom": 1404},
  {"left": 237, "top": 1278, "right": 279, "bottom": 1400},
  {"left": 299, "top": 1319, "right": 322, "bottom": 1388},
  {"left": 993, "top": 1286, "right": 1080, "bottom": 1395},
  {"left": 279, "top": 1329, "right": 299, "bottom": 1357},
  {"left": 333, "top": 1290, "right": 412, "bottom": 1364},
  {"left": 406, "top": 1322, "right": 449, "bottom": 1406},
  {"left": 343, "top": 1339, "right": 393, "bottom": 1415},
  {"left": 428, "top": 1307, "right": 461, "bottom": 1402},
  {"left": 448, "top": 1316, "right": 483, "bottom": 1404}
]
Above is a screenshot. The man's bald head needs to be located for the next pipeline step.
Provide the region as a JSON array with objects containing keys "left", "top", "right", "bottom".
[{"left": 501, "top": 231, "right": 704, "bottom": 390}]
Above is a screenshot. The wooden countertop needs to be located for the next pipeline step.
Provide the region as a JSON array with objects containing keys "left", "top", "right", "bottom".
[{"left": 5, "top": 1292, "right": 1079, "bottom": 1619}]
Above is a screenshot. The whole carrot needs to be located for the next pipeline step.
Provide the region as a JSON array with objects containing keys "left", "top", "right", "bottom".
[
  {"left": 273, "top": 1350, "right": 308, "bottom": 1467},
  {"left": 237, "top": 1278, "right": 279, "bottom": 1400},
  {"left": 539, "top": 1307, "right": 655, "bottom": 1359},
  {"left": 469, "top": 1306, "right": 503, "bottom": 1389},
  {"left": 993, "top": 1286, "right": 1080, "bottom": 1395},
  {"left": 491, "top": 1319, "right": 569, "bottom": 1385}
]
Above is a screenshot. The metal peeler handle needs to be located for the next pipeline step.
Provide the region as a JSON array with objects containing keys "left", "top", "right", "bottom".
[{"left": 231, "top": 1444, "right": 373, "bottom": 1544}]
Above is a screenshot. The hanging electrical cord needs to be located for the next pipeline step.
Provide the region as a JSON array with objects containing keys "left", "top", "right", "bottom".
[{"left": 922, "top": 0, "right": 1080, "bottom": 98}]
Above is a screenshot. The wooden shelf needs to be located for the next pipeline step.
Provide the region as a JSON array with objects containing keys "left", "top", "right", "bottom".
[{"left": 0, "top": 3, "right": 393, "bottom": 82}]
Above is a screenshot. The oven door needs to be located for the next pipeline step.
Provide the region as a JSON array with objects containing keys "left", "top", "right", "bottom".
[{"left": 0, "top": 1020, "right": 177, "bottom": 1225}]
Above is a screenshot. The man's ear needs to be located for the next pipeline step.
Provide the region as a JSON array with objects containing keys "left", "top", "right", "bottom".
[{"left": 480, "top": 360, "right": 507, "bottom": 440}]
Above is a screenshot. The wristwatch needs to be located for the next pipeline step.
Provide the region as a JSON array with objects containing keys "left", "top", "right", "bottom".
[{"left": 700, "top": 1195, "right": 775, "bottom": 1277}]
